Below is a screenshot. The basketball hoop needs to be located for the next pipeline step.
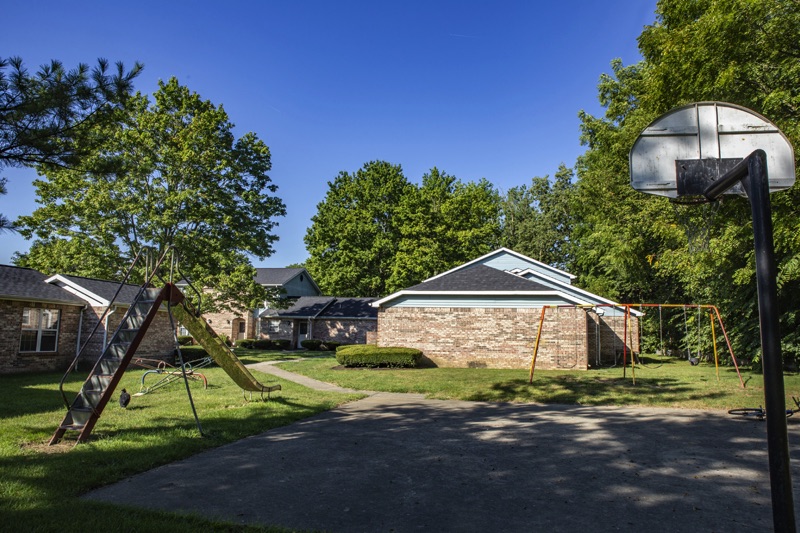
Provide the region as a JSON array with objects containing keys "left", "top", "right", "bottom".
[{"left": 630, "top": 101, "right": 797, "bottom": 531}]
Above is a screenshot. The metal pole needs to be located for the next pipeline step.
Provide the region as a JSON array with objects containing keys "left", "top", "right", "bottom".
[
  {"left": 529, "top": 306, "right": 547, "bottom": 383},
  {"left": 705, "top": 149, "right": 795, "bottom": 532}
]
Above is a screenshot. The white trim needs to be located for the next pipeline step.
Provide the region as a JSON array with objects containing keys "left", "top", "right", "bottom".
[
  {"left": 44, "top": 275, "right": 108, "bottom": 307},
  {"left": 423, "top": 248, "right": 576, "bottom": 283},
  {"left": 372, "top": 290, "right": 590, "bottom": 307}
]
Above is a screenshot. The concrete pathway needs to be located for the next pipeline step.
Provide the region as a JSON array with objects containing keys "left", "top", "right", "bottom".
[{"left": 85, "top": 363, "right": 800, "bottom": 532}]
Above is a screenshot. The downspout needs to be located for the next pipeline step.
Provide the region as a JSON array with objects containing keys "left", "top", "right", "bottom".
[
  {"left": 103, "top": 306, "right": 117, "bottom": 350},
  {"left": 75, "top": 304, "right": 87, "bottom": 370}
]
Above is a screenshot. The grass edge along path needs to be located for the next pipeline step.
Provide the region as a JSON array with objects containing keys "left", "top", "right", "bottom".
[
  {"left": 0, "top": 366, "right": 364, "bottom": 532},
  {"left": 278, "top": 355, "right": 800, "bottom": 411}
]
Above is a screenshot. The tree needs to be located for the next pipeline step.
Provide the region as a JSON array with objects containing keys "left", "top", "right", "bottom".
[
  {"left": 304, "top": 161, "right": 413, "bottom": 297},
  {"left": 14, "top": 78, "right": 286, "bottom": 310},
  {"left": 305, "top": 163, "right": 502, "bottom": 296},
  {"left": 0, "top": 178, "right": 11, "bottom": 232},
  {"left": 500, "top": 164, "right": 575, "bottom": 270},
  {"left": 389, "top": 168, "right": 501, "bottom": 290},
  {"left": 572, "top": 0, "right": 800, "bottom": 364},
  {"left": 0, "top": 56, "right": 142, "bottom": 170},
  {"left": 0, "top": 56, "right": 142, "bottom": 232}
]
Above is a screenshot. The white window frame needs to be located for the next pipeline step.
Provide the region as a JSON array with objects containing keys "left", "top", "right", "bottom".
[
  {"left": 267, "top": 320, "right": 281, "bottom": 334},
  {"left": 20, "top": 308, "right": 61, "bottom": 353}
]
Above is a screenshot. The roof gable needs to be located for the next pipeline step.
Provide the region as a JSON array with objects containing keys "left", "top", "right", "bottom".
[
  {"left": 254, "top": 268, "right": 321, "bottom": 296},
  {"left": 424, "top": 248, "right": 575, "bottom": 286},
  {"left": 46, "top": 274, "right": 142, "bottom": 306}
]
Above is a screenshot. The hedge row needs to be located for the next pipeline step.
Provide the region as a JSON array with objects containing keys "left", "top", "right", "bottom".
[
  {"left": 235, "top": 338, "right": 291, "bottom": 350},
  {"left": 335, "top": 345, "right": 422, "bottom": 368}
]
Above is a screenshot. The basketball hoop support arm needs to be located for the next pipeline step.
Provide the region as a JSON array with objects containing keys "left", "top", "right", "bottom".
[{"left": 704, "top": 148, "right": 795, "bottom": 533}]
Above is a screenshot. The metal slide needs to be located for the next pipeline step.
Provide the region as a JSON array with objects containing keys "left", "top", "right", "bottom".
[{"left": 170, "top": 294, "right": 282, "bottom": 400}]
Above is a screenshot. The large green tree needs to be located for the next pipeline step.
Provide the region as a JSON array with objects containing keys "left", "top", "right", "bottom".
[
  {"left": 0, "top": 56, "right": 142, "bottom": 169},
  {"left": 304, "top": 161, "right": 413, "bottom": 297},
  {"left": 389, "top": 168, "right": 501, "bottom": 290},
  {"left": 0, "top": 56, "right": 141, "bottom": 233},
  {"left": 500, "top": 164, "right": 575, "bottom": 270},
  {"left": 573, "top": 0, "right": 800, "bottom": 364},
  {"left": 305, "top": 163, "right": 502, "bottom": 297},
  {"left": 15, "top": 78, "right": 285, "bottom": 310}
]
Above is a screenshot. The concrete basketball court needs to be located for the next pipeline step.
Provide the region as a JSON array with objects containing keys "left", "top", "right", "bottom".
[{"left": 85, "top": 368, "right": 800, "bottom": 532}]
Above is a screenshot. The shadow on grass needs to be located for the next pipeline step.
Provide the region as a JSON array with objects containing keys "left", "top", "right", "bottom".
[{"left": 463, "top": 376, "right": 729, "bottom": 405}]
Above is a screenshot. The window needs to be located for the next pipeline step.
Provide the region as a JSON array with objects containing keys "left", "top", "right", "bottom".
[
  {"left": 298, "top": 322, "right": 308, "bottom": 335},
  {"left": 20, "top": 308, "right": 60, "bottom": 352},
  {"left": 267, "top": 320, "right": 280, "bottom": 334},
  {"left": 238, "top": 321, "right": 246, "bottom": 334}
]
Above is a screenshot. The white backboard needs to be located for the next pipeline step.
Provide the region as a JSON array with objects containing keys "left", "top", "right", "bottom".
[{"left": 630, "top": 102, "right": 795, "bottom": 198}]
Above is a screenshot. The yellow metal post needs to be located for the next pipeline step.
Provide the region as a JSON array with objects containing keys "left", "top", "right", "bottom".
[
  {"left": 710, "top": 311, "right": 720, "bottom": 382},
  {"left": 529, "top": 306, "right": 548, "bottom": 383}
]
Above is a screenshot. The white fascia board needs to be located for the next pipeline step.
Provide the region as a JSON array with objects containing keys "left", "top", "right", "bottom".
[
  {"left": 372, "top": 290, "right": 590, "bottom": 308},
  {"left": 44, "top": 275, "right": 108, "bottom": 307},
  {"left": 422, "top": 247, "right": 575, "bottom": 283},
  {"left": 512, "top": 270, "right": 639, "bottom": 315}
]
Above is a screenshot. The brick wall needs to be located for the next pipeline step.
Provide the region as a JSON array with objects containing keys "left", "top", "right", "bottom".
[
  {"left": 258, "top": 318, "right": 294, "bottom": 343},
  {"left": 377, "top": 306, "right": 588, "bottom": 370},
  {"left": 311, "top": 319, "right": 376, "bottom": 345},
  {"left": 78, "top": 305, "right": 176, "bottom": 368},
  {"left": 586, "top": 311, "right": 640, "bottom": 367},
  {"left": 200, "top": 308, "right": 256, "bottom": 342},
  {"left": 0, "top": 300, "right": 83, "bottom": 374}
]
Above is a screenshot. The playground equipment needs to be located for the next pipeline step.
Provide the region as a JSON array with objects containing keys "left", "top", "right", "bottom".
[
  {"left": 132, "top": 356, "right": 212, "bottom": 396},
  {"left": 50, "top": 249, "right": 281, "bottom": 445},
  {"left": 528, "top": 303, "right": 744, "bottom": 389}
]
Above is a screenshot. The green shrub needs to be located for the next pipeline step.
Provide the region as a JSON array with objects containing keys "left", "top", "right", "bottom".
[
  {"left": 177, "top": 335, "right": 194, "bottom": 346},
  {"left": 301, "top": 339, "right": 323, "bottom": 350},
  {"left": 253, "top": 339, "right": 274, "bottom": 350},
  {"left": 336, "top": 345, "right": 422, "bottom": 368},
  {"left": 273, "top": 339, "right": 290, "bottom": 350},
  {"left": 236, "top": 338, "right": 256, "bottom": 349},
  {"left": 177, "top": 345, "right": 210, "bottom": 362}
]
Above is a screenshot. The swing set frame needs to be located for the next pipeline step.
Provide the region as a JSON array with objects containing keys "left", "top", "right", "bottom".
[{"left": 528, "top": 303, "right": 745, "bottom": 388}]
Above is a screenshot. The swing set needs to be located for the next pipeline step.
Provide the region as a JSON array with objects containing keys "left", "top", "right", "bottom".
[{"left": 528, "top": 303, "right": 745, "bottom": 388}]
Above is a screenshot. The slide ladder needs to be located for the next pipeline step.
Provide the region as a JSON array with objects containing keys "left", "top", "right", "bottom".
[{"left": 50, "top": 284, "right": 181, "bottom": 445}]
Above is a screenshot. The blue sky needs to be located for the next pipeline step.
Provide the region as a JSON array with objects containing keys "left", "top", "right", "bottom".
[{"left": 1, "top": 1, "right": 658, "bottom": 268}]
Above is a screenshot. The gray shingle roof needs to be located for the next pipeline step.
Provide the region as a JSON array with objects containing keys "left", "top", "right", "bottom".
[
  {"left": 260, "top": 296, "right": 378, "bottom": 319},
  {"left": 0, "top": 265, "right": 86, "bottom": 305},
  {"left": 58, "top": 274, "right": 143, "bottom": 305},
  {"left": 254, "top": 268, "right": 306, "bottom": 286},
  {"left": 320, "top": 298, "right": 377, "bottom": 319},
  {"left": 261, "top": 297, "right": 335, "bottom": 318},
  {"left": 407, "top": 265, "right": 551, "bottom": 292}
]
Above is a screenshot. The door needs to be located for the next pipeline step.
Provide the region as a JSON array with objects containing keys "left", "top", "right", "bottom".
[
  {"left": 297, "top": 321, "right": 309, "bottom": 347},
  {"left": 233, "top": 319, "right": 246, "bottom": 340}
]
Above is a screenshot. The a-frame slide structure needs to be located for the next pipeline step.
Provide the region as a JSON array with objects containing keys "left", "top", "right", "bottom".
[{"left": 50, "top": 283, "right": 280, "bottom": 445}]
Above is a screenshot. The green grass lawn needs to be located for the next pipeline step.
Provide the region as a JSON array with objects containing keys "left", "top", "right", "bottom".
[
  {"left": 279, "top": 355, "right": 800, "bottom": 411},
  {"left": 0, "top": 366, "right": 364, "bottom": 532}
]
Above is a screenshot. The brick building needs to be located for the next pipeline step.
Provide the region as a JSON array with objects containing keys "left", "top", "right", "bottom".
[
  {"left": 372, "top": 248, "right": 639, "bottom": 370},
  {"left": 0, "top": 265, "right": 175, "bottom": 374},
  {"left": 259, "top": 296, "right": 377, "bottom": 348},
  {"left": 189, "top": 267, "right": 377, "bottom": 349}
]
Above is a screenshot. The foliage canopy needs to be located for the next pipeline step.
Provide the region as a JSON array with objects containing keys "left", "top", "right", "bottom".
[{"left": 15, "top": 78, "right": 286, "bottom": 309}]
